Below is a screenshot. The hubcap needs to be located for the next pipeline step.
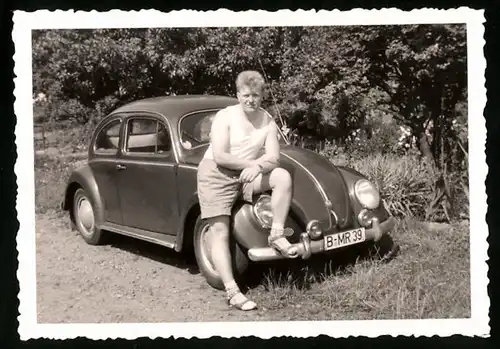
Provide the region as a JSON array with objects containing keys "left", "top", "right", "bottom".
[
  {"left": 77, "top": 196, "right": 94, "bottom": 234},
  {"left": 199, "top": 224, "right": 218, "bottom": 275}
]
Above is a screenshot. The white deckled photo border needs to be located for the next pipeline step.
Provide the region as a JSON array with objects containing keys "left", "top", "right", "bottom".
[{"left": 12, "top": 7, "right": 489, "bottom": 340}]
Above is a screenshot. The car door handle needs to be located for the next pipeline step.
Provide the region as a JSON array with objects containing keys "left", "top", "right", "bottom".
[{"left": 116, "top": 164, "right": 127, "bottom": 170}]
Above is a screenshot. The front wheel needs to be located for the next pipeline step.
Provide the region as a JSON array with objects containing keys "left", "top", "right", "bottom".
[{"left": 193, "top": 216, "right": 249, "bottom": 290}]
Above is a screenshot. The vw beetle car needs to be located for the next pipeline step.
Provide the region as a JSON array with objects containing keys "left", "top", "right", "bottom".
[{"left": 61, "top": 95, "right": 397, "bottom": 290}]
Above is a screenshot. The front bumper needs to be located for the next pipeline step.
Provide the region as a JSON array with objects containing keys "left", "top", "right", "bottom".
[{"left": 247, "top": 216, "right": 397, "bottom": 262}]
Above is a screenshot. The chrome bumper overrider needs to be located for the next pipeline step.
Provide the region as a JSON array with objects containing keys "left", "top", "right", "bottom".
[{"left": 247, "top": 216, "right": 397, "bottom": 262}]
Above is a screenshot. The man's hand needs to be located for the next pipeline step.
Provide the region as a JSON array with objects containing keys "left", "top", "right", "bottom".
[{"left": 239, "top": 164, "right": 262, "bottom": 183}]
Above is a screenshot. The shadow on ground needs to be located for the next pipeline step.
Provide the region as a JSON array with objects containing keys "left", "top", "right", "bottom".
[
  {"left": 104, "top": 232, "right": 201, "bottom": 276},
  {"left": 102, "top": 229, "right": 399, "bottom": 292},
  {"left": 240, "top": 234, "right": 400, "bottom": 293}
]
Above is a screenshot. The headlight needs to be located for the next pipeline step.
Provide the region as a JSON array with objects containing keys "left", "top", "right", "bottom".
[
  {"left": 354, "top": 179, "right": 380, "bottom": 209},
  {"left": 306, "top": 220, "right": 323, "bottom": 239},
  {"left": 253, "top": 195, "right": 273, "bottom": 228},
  {"left": 358, "top": 208, "right": 374, "bottom": 227}
]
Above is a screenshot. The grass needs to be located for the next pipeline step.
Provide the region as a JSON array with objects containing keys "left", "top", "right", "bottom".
[
  {"left": 34, "top": 124, "right": 88, "bottom": 153},
  {"left": 249, "top": 218, "right": 470, "bottom": 320},
  {"left": 34, "top": 151, "right": 87, "bottom": 215}
]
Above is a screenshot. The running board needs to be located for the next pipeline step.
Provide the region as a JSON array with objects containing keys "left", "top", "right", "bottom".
[{"left": 101, "top": 222, "right": 177, "bottom": 249}]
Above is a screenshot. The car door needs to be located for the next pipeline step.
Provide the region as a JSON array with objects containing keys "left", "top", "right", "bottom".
[
  {"left": 88, "top": 116, "right": 124, "bottom": 225},
  {"left": 115, "top": 113, "right": 180, "bottom": 235}
]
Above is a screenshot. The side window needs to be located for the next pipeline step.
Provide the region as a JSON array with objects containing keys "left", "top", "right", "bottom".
[
  {"left": 179, "top": 110, "right": 218, "bottom": 149},
  {"left": 94, "top": 119, "right": 121, "bottom": 154},
  {"left": 125, "top": 118, "right": 172, "bottom": 154}
]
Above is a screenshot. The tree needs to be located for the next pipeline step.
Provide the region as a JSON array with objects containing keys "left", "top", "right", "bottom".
[
  {"left": 360, "top": 24, "right": 467, "bottom": 167},
  {"left": 32, "top": 25, "right": 468, "bottom": 168}
]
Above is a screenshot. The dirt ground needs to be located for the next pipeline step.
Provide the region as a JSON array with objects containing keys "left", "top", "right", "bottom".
[
  {"left": 35, "top": 211, "right": 292, "bottom": 323},
  {"left": 35, "top": 205, "right": 471, "bottom": 323}
]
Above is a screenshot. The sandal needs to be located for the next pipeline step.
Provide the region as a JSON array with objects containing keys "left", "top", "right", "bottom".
[
  {"left": 226, "top": 288, "right": 257, "bottom": 311},
  {"left": 268, "top": 231, "right": 299, "bottom": 259}
]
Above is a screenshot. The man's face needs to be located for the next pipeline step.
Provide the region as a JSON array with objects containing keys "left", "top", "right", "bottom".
[{"left": 237, "top": 85, "right": 263, "bottom": 113}]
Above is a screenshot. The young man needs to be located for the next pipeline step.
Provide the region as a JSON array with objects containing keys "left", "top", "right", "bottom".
[{"left": 196, "top": 70, "right": 298, "bottom": 311}]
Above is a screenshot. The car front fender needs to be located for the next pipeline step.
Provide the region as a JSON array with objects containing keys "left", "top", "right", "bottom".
[
  {"left": 336, "top": 165, "right": 391, "bottom": 224},
  {"left": 62, "top": 165, "right": 105, "bottom": 228},
  {"left": 231, "top": 200, "right": 305, "bottom": 250}
]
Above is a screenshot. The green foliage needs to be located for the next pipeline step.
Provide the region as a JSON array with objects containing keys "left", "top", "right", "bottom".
[
  {"left": 345, "top": 122, "right": 409, "bottom": 160},
  {"left": 32, "top": 25, "right": 467, "bottom": 157},
  {"left": 348, "top": 154, "right": 434, "bottom": 219},
  {"left": 335, "top": 153, "right": 467, "bottom": 222},
  {"left": 34, "top": 153, "right": 86, "bottom": 214},
  {"left": 32, "top": 25, "right": 469, "bottom": 222},
  {"left": 360, "top": 24, "right": 467, "bottom": 167}
]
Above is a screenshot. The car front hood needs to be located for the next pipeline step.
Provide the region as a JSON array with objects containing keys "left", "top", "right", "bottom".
[
  {"left": 278, "top": 145, "right": 353, "bottom": 231},
  {"left": 181, "top": 144, "right": 353, "bottom": 231}
]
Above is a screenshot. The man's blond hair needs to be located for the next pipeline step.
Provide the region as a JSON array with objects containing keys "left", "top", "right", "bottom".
[{"left": 236, "top": 70, "right": 266, "bottom": 92}]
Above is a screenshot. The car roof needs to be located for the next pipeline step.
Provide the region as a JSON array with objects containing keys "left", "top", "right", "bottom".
[{"left": 110, "top": 94, "right": 239, "bottom": 122}]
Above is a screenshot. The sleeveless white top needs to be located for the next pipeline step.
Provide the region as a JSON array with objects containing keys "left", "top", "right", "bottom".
[{"left": 203, "top": 104, "right": 271, "bottom": 161}]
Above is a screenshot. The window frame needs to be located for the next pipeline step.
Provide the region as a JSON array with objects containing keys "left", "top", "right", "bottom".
[
  {"left": 177, "top": 109, "right": 220, "bottom": 151},
  {"left": 92, "top": 117, "right": 123, "bottom": 156},
  {"left": 121, "top": 113, "right": 175, "bottom": 160}
]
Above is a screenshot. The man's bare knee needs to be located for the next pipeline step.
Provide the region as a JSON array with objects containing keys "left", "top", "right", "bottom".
[
  {"left": 271, "top": 167, "right": 292, "bottom": 191},
  {"left": 206, "top": 216, "right": 230, "bottom": 242}
]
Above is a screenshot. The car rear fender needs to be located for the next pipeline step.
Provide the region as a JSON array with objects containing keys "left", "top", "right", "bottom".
[{"left": 62, "top": 165, "right": 105, "bottom": 227}]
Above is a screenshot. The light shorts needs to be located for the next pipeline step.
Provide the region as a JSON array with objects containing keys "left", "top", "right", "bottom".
[{"left": 197, "top": 158, "right": 255, "bottom": 219}]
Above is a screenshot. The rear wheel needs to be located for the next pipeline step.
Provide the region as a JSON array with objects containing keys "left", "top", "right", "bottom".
[
  {"left": 193, "top": 215, "right": 249, "bottom": 290},
  {"left": 72, "top": 188, "right": 105, "bottom": 245}
]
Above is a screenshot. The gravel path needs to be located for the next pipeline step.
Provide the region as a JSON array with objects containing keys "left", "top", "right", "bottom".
[{"left": 35, "top": 211, "right": 284, "bottom": 323}]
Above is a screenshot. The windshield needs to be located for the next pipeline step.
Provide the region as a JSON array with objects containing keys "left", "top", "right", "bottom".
[{"left": 178, "top": 109, "right": 288, "bottom": 150}]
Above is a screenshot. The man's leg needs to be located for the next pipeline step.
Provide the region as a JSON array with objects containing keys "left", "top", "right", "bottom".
[
  {"left": 197, "top": 158, "right": 256, "bottom": 310},
  {"left": 246, "top": 167, "right": 298, "bottom": 257},
  {"left": 206, "top": 215, "right": 257, "bottom": 310}
]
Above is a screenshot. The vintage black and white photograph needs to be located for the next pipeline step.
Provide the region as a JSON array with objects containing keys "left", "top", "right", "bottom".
[{"left": 13, "top": 8, "right": 489, "bottom": 340}]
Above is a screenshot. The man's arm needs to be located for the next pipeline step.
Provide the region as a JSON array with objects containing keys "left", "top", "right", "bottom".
[
  {"left": 210, "top": 111, "right": 257, "bottom": 170},
  {"left": 255, "top": 120, "right": 281, "bottom": 173}
]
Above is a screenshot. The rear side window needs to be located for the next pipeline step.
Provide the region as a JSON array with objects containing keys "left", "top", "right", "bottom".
[
  {"left": 125, "top": 118, "right": 172, "bottom": 154},
  {"left": 94, "top": 119, "right": 122, "bottom": 154}
]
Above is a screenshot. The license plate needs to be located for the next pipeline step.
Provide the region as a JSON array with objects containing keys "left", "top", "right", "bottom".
[{"left": 324, "top": 227, "right": 366, "bottom": 251}]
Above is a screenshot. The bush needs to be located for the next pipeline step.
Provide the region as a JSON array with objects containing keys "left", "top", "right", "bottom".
[
  {"left": 320, "top": 142, "right": 468, "bottom": 222},
  {"left": 443, "top": 169, "right": 469, "bottom": 221},
  {"left": 34, "top": 123, "right": 94, "bottom": 152},
  {"left": 35, "top": 153, "right": 87, "bottom": 214},
  {"left": 346, "top": 154, "right": 435, "bottom": 220},
  {"left": 345, "top": 123, "right": 404, "bottom": 160}
]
